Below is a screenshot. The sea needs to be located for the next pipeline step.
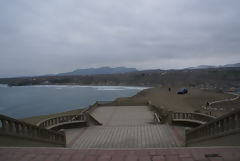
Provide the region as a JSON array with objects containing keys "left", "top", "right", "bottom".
[{"left": 0, "top": 84, "right": 148, "bottom": 119}]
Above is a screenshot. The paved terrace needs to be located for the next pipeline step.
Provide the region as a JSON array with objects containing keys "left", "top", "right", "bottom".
[
  {"left": 0, "top": 147, "right": 239, "bottom": 161},
  {"left": 1, "top": 105, "right": 240, "bottom": 161},
  {"left": 65, "top": 106, "right": 185, "bottom": 148}
]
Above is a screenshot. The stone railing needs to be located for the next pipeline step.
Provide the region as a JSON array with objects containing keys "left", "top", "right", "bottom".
[
  {"left": 209, "top": 93, "right": 239, "bottom": 106},
  {"left": 94, "top": 100, "right": 149, "bottom": 107},
  {"left": 186, "top": 108, "right": 240, "bottom": 146},
  {"left": 81, "top": 102, "right": 99, "bottom": 114},
  {"left": 0, "top": 114, "right": 66, "bottom": 147},
  {"left": 96, "top": 101, "right": 113, "bottom": 106},
  {"left": 37, "top": 114, "right": 86, "bottom": 130},
  {"left": 37, "top": 102, "right": 103, "bottom": 130},
  {"left": 171, "top": 112, "right": 216, "bottom": 124},
  {"left": 153, "top": 113, "right": 161, "bottom": 124}
]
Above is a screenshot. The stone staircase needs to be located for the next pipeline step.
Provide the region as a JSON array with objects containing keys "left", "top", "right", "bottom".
[
  {"left": 1, "top": 104, "right": 240, "bottom": 161},
  {"left": 0, "top": 147, "right": 239, "bottom": 161},
  {"left": 65, "top": 124, "right": 185, "bottom": 149}
]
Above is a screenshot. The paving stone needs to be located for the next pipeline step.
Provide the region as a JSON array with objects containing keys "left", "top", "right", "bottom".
[
  {"left": 221, "top": 151, "right": 240, "bottom": 161},
  {"left": 190, "top": 149, "right": 208, "bottom": 161},
  {"left": 97, "top": 155, "right": 111, "bottom": 161},
  {"left": 165, "top": 155, "right": 179, "bottom": 161},
  {"left": 18, "top": 154, "right": 36, "bottom": 161},
  {"left": 65, "top": 106, "right": 185, "bottom": 149},
  {"left": 123, "top": 155, "right": 137, "bottom": 161},
  {"left": 179, "top": 157, "right": 194, "bottom": 161},
  {"left": 0, "top": 156, "right": 15, "bottom": 161},
  {"left": 206, "top": 157, "right": 224, "bottom": 161},
  {"left": 70, "top": 153, "right": 85, "bottom": 161},
  {"left": 0, "top": 106, "right": 240, "bottom": 161},
  {"left": 178, "top": 154, "right": 194, "bottom": 161},
  {"left": 31, "top": 154, "right": 47, "bottom": 161},
  {"left": 138, "top": 156, "right": 152, "bottom": 161},
  {"left": 152, "top": 155, "right": 165, "bottom": 161},
  {"left": 0, "top": 147, "right": 240, "bottom": 161},
  {"left": 43, "top": 154, "right": 60, "bottom": 161},
  {"left": 111, "top": 155, "right": 125, "bottom": 161},
  {"left": 58, "top": 154, "right": 72, "bottom": 161},
  {"left": 84, "top": 155, "right": 98, "bottom": 161}
]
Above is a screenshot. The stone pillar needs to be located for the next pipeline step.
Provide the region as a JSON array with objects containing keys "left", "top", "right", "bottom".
[
  {"left": 15, "top": 122, "right": 19, "bottom": 135},
  {"left": 167, "top": 111, "right": 173, "bottom": 124},
  {"left": 236, "top": 113, "right": 240, "bottom": 128},
  {"left": 223, "top": 117, "right": 229, "bottom": 132},
  {"left": 1, "top": 120, "right": 6, "bottom": 130},
  {"left": 8, "top": 121, "right": 13, "bottom": 133},
  {"left": 85, "top": 112, "right": 90, "bottom": 127},
  {"left": 21, "top": 124, "right": 25, "bottom": 135}
]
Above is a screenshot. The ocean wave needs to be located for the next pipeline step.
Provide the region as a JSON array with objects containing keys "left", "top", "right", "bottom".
[
  {"left": 120, "top": 86, "right": 150, "bottom": 90},
  {"left": 5, "top": 85, "right": 150, "bottom": 90},
  {"left": 96, "top": 87, "right": 125, "bottom": 91},
  {"left": 93, "top": 86, "right": 150, "bottom": 91},
  {"left": 0, "top": 84, "right": 8, "bottom": 87}
]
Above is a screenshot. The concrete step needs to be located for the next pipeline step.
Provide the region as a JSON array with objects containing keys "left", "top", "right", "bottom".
[
  {"left": 91, "top": 106, "right": 154, "bottom": 126},
  {"left": 65, "top": 125, "right": 185, "bottom": 149},
  {"left": 0, "top": 147, "right": 239, "bottom": 161}
]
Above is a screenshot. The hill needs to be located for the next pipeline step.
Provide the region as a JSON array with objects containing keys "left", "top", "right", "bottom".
[
  {"left": 57, "top": 67, "right": 137, "bottom": 76},
  {"left": 188, "top": 62, "right": 240, "bottom": 69},
  {"left": 1, "top": 67, "right": 240, "bottom": 90}
]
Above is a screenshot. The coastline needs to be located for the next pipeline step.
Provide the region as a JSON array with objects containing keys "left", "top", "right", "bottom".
[
  {"left": 21, "top": 86, "right": 234, "bottom": 125},
  {"left": 0, "top": 84, "right": 151, "bottom": 89},
  {"left": 0, "top": 85, "right": 148, "bottom": 121}
]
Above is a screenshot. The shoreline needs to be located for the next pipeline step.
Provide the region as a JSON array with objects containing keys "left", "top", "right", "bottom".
[
  {"left": 0, "top": 85, "right": 149, "bottom": 122},
  {"left": 0, "top": 84, "right": 151, "bottom": 88},
  {"left": 20, "top": 86, "right": 235, "bottom": 125}
]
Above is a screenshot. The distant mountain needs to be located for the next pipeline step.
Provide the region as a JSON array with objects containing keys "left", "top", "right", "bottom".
[
  {"left": 57, "top": 67, "right": 138, "bottom": 76},
  {"left": 187, "top": 63, "right": 240, "bottom": 69},
  {"left": 222, "top": 63, "right": 240, "bottom": 68},
  {"left": 190, "top": 65, "right": 216, "bottom": 69},
  {"left": 3, "top": 66, "right": 240, "bottom": 88}
]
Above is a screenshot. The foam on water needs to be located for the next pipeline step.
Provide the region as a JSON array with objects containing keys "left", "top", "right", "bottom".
[
  {"left": 0, "top": 84, "right": 8, "bottom": 87},
  {"left": 8, "top": 85, "right": 150, "bottom": 91}
]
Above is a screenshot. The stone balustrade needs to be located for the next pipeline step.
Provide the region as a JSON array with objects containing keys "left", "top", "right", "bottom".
[
  {"left": 171, "top": 112, "right": 215, "bottom": 124},
  {"left": 186, "top": 108, "right": 240, "bottom": 146},
  {"left": 37, "top": 114, "right": 86, "bottom": 129},
  {"left": 96, "top": 101, "right": 113, "bottom": 106},
  {"left": 80, "top": 102, "right": 99, "bottom": 114},
  {"left": 153, "top": 113, "right": 161, "bottom": 123},
  {"left": 0, "top": 114, "right": 66, "bottom": 147}
]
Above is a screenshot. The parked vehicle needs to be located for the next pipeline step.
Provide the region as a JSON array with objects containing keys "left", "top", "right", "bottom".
[{"left": 177, "top": 88, "right": 188, "bottom": 94}]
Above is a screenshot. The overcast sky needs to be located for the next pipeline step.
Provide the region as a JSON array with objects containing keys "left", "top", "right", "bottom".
[{"left": 0, "top": 0, "right": 240, "bottom": 77}]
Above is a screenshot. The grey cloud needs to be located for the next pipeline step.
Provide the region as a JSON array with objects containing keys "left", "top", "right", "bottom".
[{"left": 0, "top": 0, "right": 240, "bottom": 77}]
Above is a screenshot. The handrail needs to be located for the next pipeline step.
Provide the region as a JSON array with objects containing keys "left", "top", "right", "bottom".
[
  {"left": 186, "top": 108, "right": 240, "bottom": 144},
  {"left": 209, "top": 93, "right": 239, "bottom": 106},
  {"left": 81, "top": 102, "right": 98, "bottom": 114},
  {"left": 154, "top": 113, "right": 161, "bottom": 123},
  {"left": 37, "top": 114, "right": 86, "bottom": 129},
  {"left": 171, "top": 112, "right": 216, "bottom": 124},
  {"left": 0, "top": 114, "right": 66, "bottom": 146},
  {"left": 36, "top": 102, "right": 100, "bottom": 130},
  {"left": 96, "top": 101, "right": 113, "bottom": 105}
]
